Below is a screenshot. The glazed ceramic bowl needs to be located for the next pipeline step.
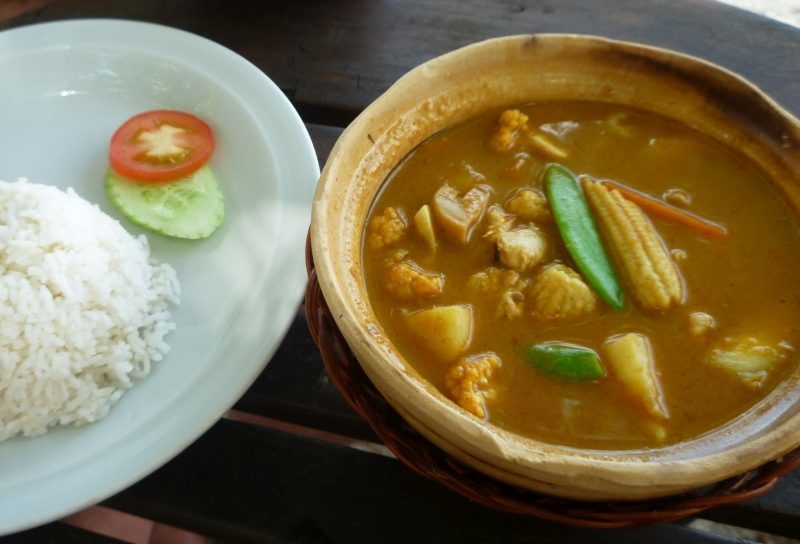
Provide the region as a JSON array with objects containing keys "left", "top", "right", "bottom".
[{"left": 310, "top": 34, "right": 800, "bottom": 500}]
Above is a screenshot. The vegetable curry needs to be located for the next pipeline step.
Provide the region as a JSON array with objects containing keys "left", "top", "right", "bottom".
[{"left": 362, "top": 101, "right": 800, "bottom": 450}]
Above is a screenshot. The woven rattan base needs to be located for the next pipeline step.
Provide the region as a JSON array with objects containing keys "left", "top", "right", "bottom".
[{"left": 304, "top": 236, "right": 800, "bottom": 528}]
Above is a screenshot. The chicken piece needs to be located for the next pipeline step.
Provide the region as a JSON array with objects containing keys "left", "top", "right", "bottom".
[
  {"left": 405, "top": 305, "right": 473, "bottom": 361},
  {"left": 413, "top": 204, "right": 437, "bottom": 250},
  {"left": 444, "top": 352, "right": 501, "bottom": 418},
  {"left": 528, "top": 264, "right": 598, "bottom": 320},
  {"left": 582, "top": 179, "right": 683, "bottom": 311},
  {"left": 383, "top": 251, "right": 444, "bottom": 300},
  {"left": 604, "top": 333, "right": 668, "bottom": 420},
  {"left": 483, "top": 204, "right": 515, "bottom": 243},
  {"left": 432, "top": 184, "right": 491, "bottom": 244},
  {"left": 367, "top": 206, "right": 407, "bottom": 250},
  {"left": 689, "top": 312, "right": 716, "bottom": 338},
  {"left": 468, "top": 267, "right": 528, "bottom": 319},
  {"left": 506, "top": 188, "right": 551, "bottom": 223},
  {"left": 529, "top": 132, "right": 568, "bottom": 160},
  {"left": 710, "top": 337, "right": 791, "bottom": 389},
  {"left": 496, "top": 225, "right": 548, "bottom": 273},
  {"left": 489, "top": 109, "right": 529, "bottom": 153}
]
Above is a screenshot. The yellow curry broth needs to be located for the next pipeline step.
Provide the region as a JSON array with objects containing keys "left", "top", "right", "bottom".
[{"left": 362, "top": 101, "right": 800, "bottom": 450}]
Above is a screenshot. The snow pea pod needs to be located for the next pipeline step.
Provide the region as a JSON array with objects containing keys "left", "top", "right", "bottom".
[
  {"left": 526, "top": 342, "right": 605, "bottom": 382},
  {"left": 544, "top": 164, "right": 624, "bottom": 309}
]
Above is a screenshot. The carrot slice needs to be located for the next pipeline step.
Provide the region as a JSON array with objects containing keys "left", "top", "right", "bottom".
[{"left": 599, "top": 180, "right": 728, "bottom": 239}]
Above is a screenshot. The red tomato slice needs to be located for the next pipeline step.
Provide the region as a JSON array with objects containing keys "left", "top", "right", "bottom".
[{"left": 109, "top": 110, "right": 215, "bottom": 182}]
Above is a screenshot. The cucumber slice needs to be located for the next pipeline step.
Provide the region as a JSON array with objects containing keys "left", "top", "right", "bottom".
[{"left": 105, "top": 166, "right": 224, "bottom": 239}]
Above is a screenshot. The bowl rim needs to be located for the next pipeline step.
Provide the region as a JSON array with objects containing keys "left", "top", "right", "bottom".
[{"left": 311, "top": 33, "right": 800, "bottom": 497}]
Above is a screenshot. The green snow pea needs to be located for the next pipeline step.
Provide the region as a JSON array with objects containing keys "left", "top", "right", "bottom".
[
  {"left": 544, "top": 163, "right": 623, "bottom": 309},
  {"left": 525, "top": 342, "right": 605, "bottom": 382}
]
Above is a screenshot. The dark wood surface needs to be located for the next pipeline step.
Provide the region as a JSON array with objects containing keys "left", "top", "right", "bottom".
[
  {"left": 4, "top": 524, "right": 125, "bottom": 544},
  {"left": 2, "top": 1, "right": 800, "bottom": 542}
]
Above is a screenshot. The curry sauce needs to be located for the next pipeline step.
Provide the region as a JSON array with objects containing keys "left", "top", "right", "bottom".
[{"left": 362, "top": 101, "right": 800, "bottom": 450}]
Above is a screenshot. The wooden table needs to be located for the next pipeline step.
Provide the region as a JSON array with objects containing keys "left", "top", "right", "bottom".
[{"left": 2, "top": 1, "right": 800, "bottom": 542}]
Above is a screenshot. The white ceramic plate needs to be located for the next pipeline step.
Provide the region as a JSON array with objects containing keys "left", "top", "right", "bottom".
[{"left": 0, "top": 19, "right": 318, "bottom": 533}]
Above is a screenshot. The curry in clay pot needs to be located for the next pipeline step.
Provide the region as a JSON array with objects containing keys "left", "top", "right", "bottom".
[
  {"left": 312, "top": 34, "right": 800, "bottom": 500},
  {"left": 363, "top": 101, "right": 800, "bottom": 451}
]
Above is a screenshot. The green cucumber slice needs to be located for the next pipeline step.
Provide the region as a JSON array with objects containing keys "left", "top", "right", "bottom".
[{"left": 105, "top": 166, "right": 224, "bottom": 240}]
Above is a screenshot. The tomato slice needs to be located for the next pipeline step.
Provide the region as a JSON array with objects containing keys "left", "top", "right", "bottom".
[{"left": 109, "top": 110, "right": 215, "bottom": 182}]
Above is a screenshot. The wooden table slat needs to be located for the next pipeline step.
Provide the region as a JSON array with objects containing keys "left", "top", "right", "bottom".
[
  {"left": 703, "top": 470, "right": 800, "bottom": 539},
  {"left": 234, "top": 311, "right": 379, "bottom": 442},
  {"left": 104, "top": 418, "right": 756, "bottom": 544},
  {"left": 0, "top": 523, "right": 125, "bottom": 544},
  {"left": 9, "top": 0, "right": 800, "bottom": 124}
]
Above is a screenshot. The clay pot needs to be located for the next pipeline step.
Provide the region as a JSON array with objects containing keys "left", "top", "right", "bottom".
[{"left": 310, "top": 34, "right": 800, "bottom": 500}]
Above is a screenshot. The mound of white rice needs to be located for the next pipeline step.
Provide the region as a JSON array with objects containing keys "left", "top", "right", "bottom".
[{"left": 0, "top": 179, "right": 180, "bottom": 440}]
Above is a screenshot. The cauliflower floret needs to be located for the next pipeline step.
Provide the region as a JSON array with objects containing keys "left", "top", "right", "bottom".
[
  {"left": 689, "top": 312, "right": 716, "bottom": 338},
  {"left": 367, "top": 207, "right": 407, "bottom": 250},
  {"left": 496, "top": 225, "right": 548, "bottom": 272},
  {"left": 489, "top": 109, "right": 529, "bottom": 153},
  {"left": 529, "top": 263, "right": 598, "bottom": 320},
  {"left": 710, "top": 337, "right": 792, "bottom": 389},
  {"left": 468, "top": 267, "right": 528, "bottom": 319},
  {"left": 483, "top": 204, "right": 515, "bottom": 243},
  {"left": 383, "top": 251, "right": 444, "bottom": 300},
  {"left": 506, "top": 188, "right": 551, "bottom": 224},
  {"left": 444, "top": 352, "right": 502, "bottom": 418}
]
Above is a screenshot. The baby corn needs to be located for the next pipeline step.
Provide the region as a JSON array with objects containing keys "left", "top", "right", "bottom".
[
  {"left": 582, "top": 179, "right": 683, "bottom": 311},
  {"left": 529, "top": 264, "right": 598, "bottom": 320}
]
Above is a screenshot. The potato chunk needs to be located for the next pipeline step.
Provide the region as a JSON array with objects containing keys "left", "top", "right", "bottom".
[
  {"left": 506, "top": 188, "right": 551, "bottom": 224},
  {"left": 710, "top": 337, "right": 791, "bottom": 389},
  {"left": 383, "top": 251, "right": 444, "bottom": 300},
  {"left": 604, "top": 333, "right": 668, "bottom": 420},
  {"left": 405, "top": 305, "right": 473, "bottom": 361},
  {"left": 489, "top": 109, "right": 529, "bottom": 153},
  {"left": 468, "top": 267, "right": 528, "bottom": 319},
  {"left": 367, "top": 206, "right": 407, "bottom": 250},
  {"left": 413, "top": 204, "right": 437, "bottom": 250},
  {"left": 444, "top": 352, "right": 501, "bottom": 418},
  {"left": 496, "top": 225, "right": 548, "bottom": 273},
  {"left": 583, "top": 179, "right": 683, "bottom": 311},
  {"left": 529, "top": 264, "right": 598, "bottom": 321},
  {"left": 432, "top": 184, "right": 491, "bottom": 245}
]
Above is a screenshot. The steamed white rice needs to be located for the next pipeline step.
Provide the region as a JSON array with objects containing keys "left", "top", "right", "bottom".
[{"left": 0, "top": 178, "right": 180, "bottom": 440}]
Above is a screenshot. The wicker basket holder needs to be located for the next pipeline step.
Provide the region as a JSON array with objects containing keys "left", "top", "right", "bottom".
[{"left": 304, "top": 235, "right": 800, "bottom": 528}]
